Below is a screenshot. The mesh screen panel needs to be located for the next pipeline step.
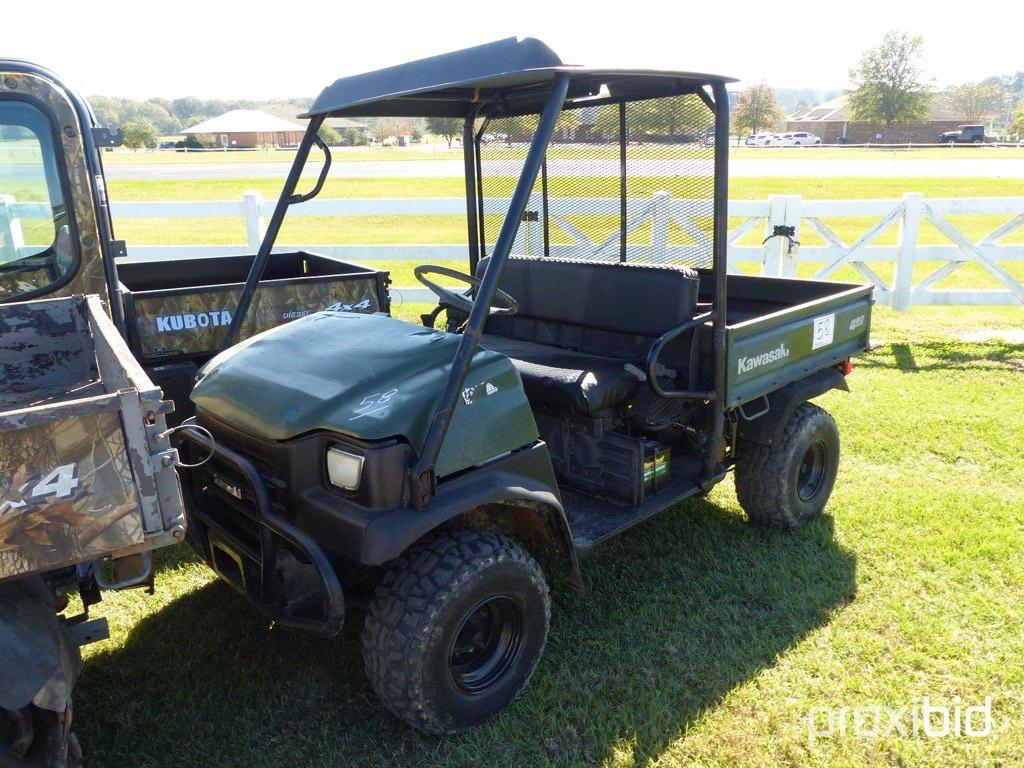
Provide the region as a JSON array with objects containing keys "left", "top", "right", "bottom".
[{"left": 479, "top": 92, "right": 715, "bottom": 269}]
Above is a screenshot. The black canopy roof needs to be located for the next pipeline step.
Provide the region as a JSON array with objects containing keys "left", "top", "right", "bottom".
[{"left": 305, "top": 37, "right": 735, "bottom": 119}]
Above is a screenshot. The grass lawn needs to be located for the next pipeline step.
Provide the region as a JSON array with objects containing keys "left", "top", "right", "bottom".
[
  {"left": 106, "top": 174, "right": 1024, "bottom": 203},
  {"left": 46, "top": 167, "right": 1024, "bottom": 763},
  {"left": 72, "top": 304, "right": 1024, "bottom": 767}
]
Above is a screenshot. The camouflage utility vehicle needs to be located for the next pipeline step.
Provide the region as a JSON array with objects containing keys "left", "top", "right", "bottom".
[
  {"left": 0, "top": 62, "right": 186, "bottom": 766},
  {"left": 175, "top": 39, "right": 874, "bottom": 735},
  {"left": 0, "top": 60, "right": 386, "bottom": 764}
]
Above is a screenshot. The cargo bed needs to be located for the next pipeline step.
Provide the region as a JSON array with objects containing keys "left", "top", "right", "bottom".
[
  {"left": 118, "top": 251, "right": 390, "bottom": 363},
  {"left": 691, "top": 273, "right": 872, "bottom": 408},
  {"left": 0, "top": 295, "right": 185, "bottom": 582}
]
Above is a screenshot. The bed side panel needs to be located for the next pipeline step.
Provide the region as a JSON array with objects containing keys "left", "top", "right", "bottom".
[
  {"left": 127, "top": 274, "right": 384, "bottom": 361},
  {"left": 726, "top": 289, "right": 872, "bottom": 408},
  {"left": 0, "top": 296, "right": 96, "bottom": 402},
  {"left": 0, "top": 407, "right": 143, "bottom": 581}
]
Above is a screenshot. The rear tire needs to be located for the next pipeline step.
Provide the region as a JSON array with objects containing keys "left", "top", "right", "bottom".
[
  {"left": 0, "top": 577, "right": 82, "bottom": 768},
  {"left": 362, "top": 529, "right": 550, "bottom": 736},
  {"left": 1, "top": 706, "right": 81, "bottom": 768},
  {"left": 735, "top": 402, "right": 840, "bottom": 528}
]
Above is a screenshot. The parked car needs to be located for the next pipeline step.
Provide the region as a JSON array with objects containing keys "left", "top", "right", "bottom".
[
  {"left": 777, "top": 131, "right": 822, "bottom": 146},
  {"left": 939, "top": 124, "right": 986, "bottom": 144},
  {"left": 745, "top": 132, "right": 773, "bottom": 146}
]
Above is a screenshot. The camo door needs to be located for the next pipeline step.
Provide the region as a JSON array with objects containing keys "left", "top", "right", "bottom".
[{"left": 0, "top": 66, "right": 110, "bottom": 305}]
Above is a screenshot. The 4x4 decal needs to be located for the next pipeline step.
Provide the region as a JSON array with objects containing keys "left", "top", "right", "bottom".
[{"left": 0, "top": 463, "right": 80, "bottom": 516}]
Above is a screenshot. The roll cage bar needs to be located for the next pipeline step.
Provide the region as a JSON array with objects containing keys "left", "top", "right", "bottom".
[{"left": 224, "top": 40, "right": 732, "bottom": 509}]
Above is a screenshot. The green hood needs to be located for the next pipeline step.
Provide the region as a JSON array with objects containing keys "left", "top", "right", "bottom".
[{"left": 191, "top": 312, "right": 538, "bottom": 477}]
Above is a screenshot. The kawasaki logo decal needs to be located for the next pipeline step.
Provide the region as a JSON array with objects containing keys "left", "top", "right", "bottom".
[
  {"left": 737, "top": 343, "right": 790, "bottom": 375},
  {"left": 155, "top": 310, "right": 232, "bottom": 333}
]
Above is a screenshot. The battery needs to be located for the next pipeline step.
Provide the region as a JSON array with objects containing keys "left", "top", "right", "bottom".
[{"left": 642, "top": 440, "right": 671, "bottom": 496}]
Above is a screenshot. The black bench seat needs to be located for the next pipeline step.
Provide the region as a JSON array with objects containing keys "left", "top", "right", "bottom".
[
  {"left": 478, "top": 334, "right": 639, "bottom": 415},
  {"left": 474, "top": 256, "right": 701, "bottom": 417}
]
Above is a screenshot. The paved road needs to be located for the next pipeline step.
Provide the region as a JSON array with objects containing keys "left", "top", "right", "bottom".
[{"left": 103, "top": 157, "right": 1024, "bottom": 181}]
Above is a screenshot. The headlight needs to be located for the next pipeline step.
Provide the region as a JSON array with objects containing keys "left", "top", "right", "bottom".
[{"left": 326, "top": 447, "right": 364, "bottom": 491}]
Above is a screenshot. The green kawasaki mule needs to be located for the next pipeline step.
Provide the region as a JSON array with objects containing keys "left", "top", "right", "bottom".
[{"left": 175, "top": 38, "right": 873, "bottom": 735}]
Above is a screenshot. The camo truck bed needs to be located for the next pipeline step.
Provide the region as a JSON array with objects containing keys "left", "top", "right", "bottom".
[
  {"left": 118, "top": 251, "right": 390, "bottom": 363},
  {"left": 0, "top": 295, "right": 185, "bottom": 581}
]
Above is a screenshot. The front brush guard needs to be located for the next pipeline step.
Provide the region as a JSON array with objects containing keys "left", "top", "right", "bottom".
[{"left": 175, "top": 426, "right": 344, "bottom": 637}]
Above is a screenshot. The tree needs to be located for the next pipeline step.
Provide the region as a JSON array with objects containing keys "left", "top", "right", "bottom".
[
  {"left": 318, "top": 125, "right": 342, "bottom": 146},
  {"left": 87, "top": 95, "right": 124, "bottom": 129},
  {"left": 372, "top": 117, "right": 415, "bottom": 143},
  {"left": 847, "top": 30, "right": 932, "bottom": 133},
  {"left": 121, "top": 120, "right": 159, "bottom": 149},
  {"left": 171, "top": 97, "right": 205, "bottom": 124},
  {"left": 182, "top": 114, "right": 208, "bottom": 130},
  {"left": 125, "top": 101, "right": 180, "bottom": 135},
  {"left": 629, "top": 96, "right": 712, "bottom": 138},
  {"left": 733, "top": 84, "right": 784, "bottom": 135},
  {"left": 1010, "top": 101, "right": 1024, "bottom": 138},
  {"left": 425, "top": 116, "right": 462, "bottom": 146},
  {"left": 948, "top": 79, "right": 1006, "bottom": 123}
]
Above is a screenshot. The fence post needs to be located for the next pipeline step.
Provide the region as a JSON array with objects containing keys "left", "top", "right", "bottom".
[
  {"left": 781, "top": 195, "right": 802, "bottom": 277},
  {"left": 242, "top": 191, "right": 265, "bottom": 251},
  {"left": 651, "top": 191, "right": 670, "bottom": 262},
  {"left": 0, "top": 194, "right": 26, "bottom": 263},
  {"left": 893, "top": 192, "right": 923, "bottom": 311},
  {"left": 763, "top": 195, "right": 787, "bottom": 275}
]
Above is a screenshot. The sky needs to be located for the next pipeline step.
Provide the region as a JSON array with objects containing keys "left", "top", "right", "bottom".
[{"left": 6, "top": 0, "right": 1022, "bottom": 99}]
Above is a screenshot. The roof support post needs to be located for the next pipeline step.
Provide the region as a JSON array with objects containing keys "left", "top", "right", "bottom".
[
  {"left": 705, "top": 81, "right": 730, "bottom": 480},
  {"left": 464, "top": 103, "right": 482, "bottom": 275},
  {"left": 221, "top": 116, "right": 324, "bottom": 350},
  {"left": 474, "top": 116, "right": 491, "bottom": 259},
  {"left": 619, "top": 100, "right": 627, "bottom": 262},
  {"left": 408, "top": 73, "right": 571, "bottom": 507}
]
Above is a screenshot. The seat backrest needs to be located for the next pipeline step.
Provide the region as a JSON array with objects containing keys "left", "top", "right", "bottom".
[{"left": 475, "top": 256, "right": 699, "bottom": 338}]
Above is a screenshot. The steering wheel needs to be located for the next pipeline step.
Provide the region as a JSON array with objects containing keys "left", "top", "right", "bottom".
[{"left": 414, "top": 265, "right": 518, "bottom": 317}]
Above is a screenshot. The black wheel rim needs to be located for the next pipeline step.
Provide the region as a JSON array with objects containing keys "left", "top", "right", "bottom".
[
  {"left": 797, "top": 440, "right": 828, "bottom": 502},
  {"left": 448, "top": 595, "right": 523, "bottom": 695}
]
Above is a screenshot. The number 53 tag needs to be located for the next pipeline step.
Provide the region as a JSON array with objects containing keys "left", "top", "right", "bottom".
[{"left": 812, "top": 314, "right": 836, "bottom": 350}]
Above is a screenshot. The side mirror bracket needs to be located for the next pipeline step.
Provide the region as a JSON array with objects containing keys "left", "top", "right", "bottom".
[{"left": 92, "top": 126, "right": 123, "bottom": 148}]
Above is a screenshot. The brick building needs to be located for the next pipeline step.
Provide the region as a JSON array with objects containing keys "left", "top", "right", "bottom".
[
  {"left": 786, "top": 96, "right": 964, "bottom": 144},
  {"left": 182, "top": 110, "right": 305, "bottom": 149}
]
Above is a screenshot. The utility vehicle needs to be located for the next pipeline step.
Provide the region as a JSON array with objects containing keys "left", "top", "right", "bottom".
[
  {"left": 0, "top": 62, "right": 188, "bottom": 766},
  {"left": 0, "top": 60, "right": 385, "bottom": 764},
  {"left": 174, "top": 38, "right": 874, "bottom": 735}
]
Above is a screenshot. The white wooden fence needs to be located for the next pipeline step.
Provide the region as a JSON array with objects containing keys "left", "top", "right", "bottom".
[{"left": 3, "top": 191, "right": 1023, "bottom": 309}]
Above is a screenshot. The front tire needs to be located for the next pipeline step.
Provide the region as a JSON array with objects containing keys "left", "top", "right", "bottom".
[
  {"left": 735, "top": 402, "right": 840, "bottom": 528},
  {"left": 362, "top": 529, "right": 550, "bottom": 736}
]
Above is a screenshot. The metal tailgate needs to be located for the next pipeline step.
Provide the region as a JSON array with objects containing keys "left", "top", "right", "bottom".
[
  {"left": 725, "top": 284, "right": 873, "bottom": 409},
  {"left": 0, "top": 295, "right": 185, "bottom": 581}
]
